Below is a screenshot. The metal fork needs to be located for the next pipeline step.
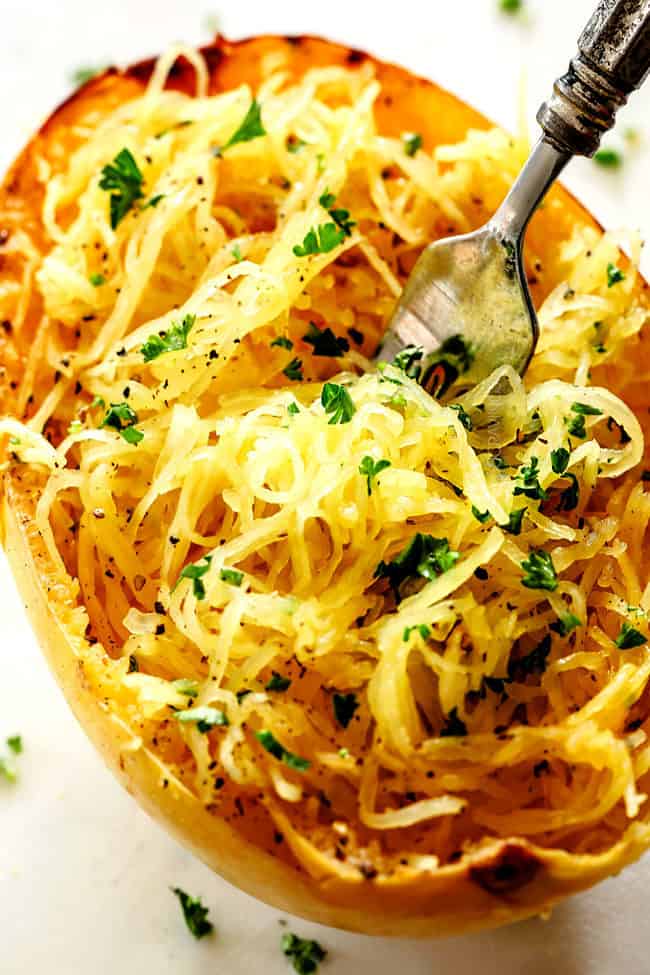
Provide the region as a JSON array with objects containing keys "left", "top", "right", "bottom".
[{"left": 376, "top": 0, "right": 650, "bottom": 396}]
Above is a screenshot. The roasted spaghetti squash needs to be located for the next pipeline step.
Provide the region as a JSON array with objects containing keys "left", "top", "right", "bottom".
[{"left": 1, "top": 35, "right": 650, "bottom": 935}]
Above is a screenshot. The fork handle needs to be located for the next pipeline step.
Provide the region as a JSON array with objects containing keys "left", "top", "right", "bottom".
[{"left": 538, "top": 0, "right": 650, "bottom": 156}]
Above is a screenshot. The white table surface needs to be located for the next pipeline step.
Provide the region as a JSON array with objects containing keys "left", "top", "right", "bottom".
[{"left": 3, "top": 1, "right": 650, "bottom": 972}]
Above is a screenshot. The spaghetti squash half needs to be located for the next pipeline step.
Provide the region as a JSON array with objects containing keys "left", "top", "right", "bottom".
[{"left": 2, "top": 34, "right": 650, "bottom": 935}]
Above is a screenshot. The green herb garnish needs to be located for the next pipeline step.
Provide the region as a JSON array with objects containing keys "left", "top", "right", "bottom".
[
  {"left": 521, "top": 549, "right": 558, "bottom": 591},
  {"left": 177, "top": 706, "right": 229, "bottom": 732},
  {"left": 214, "top": 100, "right": 266, "bottom": 155},
  {"left": 303, "top": 321, "right": 349, "bottom": 357},
  {"left": 472, "top": 506, "right": 491, "bottom": 524},
  {"left": 333, "top": 692, "right": 359, "bottom": 729},
  {"left": 594, "top": 148, "right": 622, "bottom": 168},
  {"left": 172, "top": 888, "right": 214, "bottom": 939},
  {"left": 271, "top": 335, "right": 293, "bottom": 350},
  {"left": 219, "top": 567, "right": 243, "bottom": 587},
  {"left": 502, "top": 507, "right": 526, "bottom": 535},
  {"left": 321, "top": 382, "right": 356, "bottom": 423},
  {"left": 283, "top": 357, "right": 304, "bottom": 381},
  {"left": 255, "top": 730, "right": 310, "bottom": 771},
  {"left": 173, "top": 679, "right": 200, "bottom": 697},
  {"left": 318, "top": 189, "right": 355, "bottom": 237},
  {"left": 141, "top": 314, "right": 196, "bottom": 362},
  {"left": 615, "top": 622, "right": 647, "bottom": 649},
  {"left": 281, "top": 932, "right": 327, "bottom": 975},
  {"left": 550, "top": 613, "right": 581, "bottom": 637},
  {"left": 293, "top": 223, "right": 345, "bottom": 257},
  {"left": 450, "top": 403, "right": 473, "bottom": 431},
  {"left": 358, "top": 455, "right": 391, "bottom": 495},
  {"left": 176, "top": 555, "right": 212, "bottom": 600},
  {"left": 551, "top": 448, "right": 570, "bottom": 474},
  {"left": 7, "top": 736, "right": 22, "bottom": 754},
  {"left": 101, "top": 402, "right": 144, "bottom": 445},
  {"left": 99, "top": 148, "right": 144, "bottom": 229},
  {"left": 374, "top": 533, "right": 459, "bottom": 600},
  {"left": 514, "top": 456, "right": 547, "bottom": 500},
  {"left": 89, "top": 273, "right": 105, "bottom": 286},
  {"left": 607, "top": 262, "right": 625, "bottom": 287},
  {"left": 558, "top": 473, "right": 580, "bottom": 511},
  {"left": 402, "top": 132, "right": 423, "bottom": 157},
  {"left": 403, "top": 624, "right": 431, "bottom": 642},
  {"left": 266, "top": 672, "right": 292, "bottom": 692}
]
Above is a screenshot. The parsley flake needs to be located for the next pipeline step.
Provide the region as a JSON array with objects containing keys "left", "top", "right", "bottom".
[
  {"left": 374, "top": 533, "right": 459, "bottom": 600},
  {"left": 176, "top": 555, "right": 212, "bottom": 600},
  {"left": 281, "top": 932, "right": 327, "bottom": 975},
  {"left": 141, "top": 314, "right": 195, "bottom": 362},
  {"left": 403, "top": 623, "right": 431, "bottom": 642},
  {"left": 402, "top": 132, "right": 423, "bottom": 157},
  {"left": 255, "top": 730, "right": 310, "bottom": 771},
  {"left": 271, "top": 335, "right": 293, "bottom": 350},
  {"left": 303, "top": 321, "right": 349, "bottom": 357},
  {"left": 333, "top": 692, "right": 359, "bottom": 729},
  {"left": 219, "top": 567, "right": 243, "bottom": 587},
  {"left": 318, "top": 189, "right": 355, "bottom": 237},
  {"left": 7, "top": 735, "right": 22, "bottom": 754},
  {"left": 358, "top": 455, "right": 391, "bottom": 495},
  {"left": 615, "top": 622, "right": 647, "bottom": 649},
  {"left": 99, "top": 148, "right": 144, "bottom": 229},
  {"left": 558, "top": 473, "right": 580, "bottom": 511},
  {"left": 293, "top": 223, "right": 345, "bottom": 257},
  {"left": 172, "top": 888, "right": 214, "bottom": 939},
  {"left": 101, "top": 402, "right": 144, "bottom": 445},
  {"left": 521, "top": 549, "right": 558, "bottom": 591},
  {"left": 594, "top": 148, "right": 622, "bottom": 168},
  {"left": 214, "top": 100, "right": 266, "bottom": 155},
  {"left": 502, "top": 507, "right": 526, "bottom": 535},
  {"left": 177, "top": 706, "right": 229, "bottom": 732},
  {"left": 472, "top": 506, "right": 491, "bottom": 524},
  {"left": 551, "top": 448, "right": 570, "bottom": 474},
  {"left": 266, "top": 672, "right": 292, "bottom": 692},
  {"left": 450, "top": 403, "right": 473, "bottom": 431},
  {"left": 550, "top": 613, "right": 581, "bottom": 637},
  {"left": 321, "top": 382, "right": 356, "bottom": 423},
  {"left": 283, "top": 357, "right": 304, "bottom": 381},
  {"left": 89, "top": 273, "right": 105, "bottom": 286},
  {"left": 607, "top": 262, "right": 625, "bottom": 287},
  {"left": 514, "top": 456, "right": 547, "bottom": 500}
]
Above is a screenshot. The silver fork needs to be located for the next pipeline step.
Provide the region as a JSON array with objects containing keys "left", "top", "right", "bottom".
[{"left": 376, "top": 0, "right": 650, "bottom": 396}]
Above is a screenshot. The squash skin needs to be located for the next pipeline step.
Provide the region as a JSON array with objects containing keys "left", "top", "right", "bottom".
[{"left": 2, "top": 33, "right": 650, "bottom": 936}]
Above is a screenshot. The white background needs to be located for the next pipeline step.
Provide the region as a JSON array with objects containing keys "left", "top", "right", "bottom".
[{"left": 2, "top": 1, "right": 650, "bottom": 972}]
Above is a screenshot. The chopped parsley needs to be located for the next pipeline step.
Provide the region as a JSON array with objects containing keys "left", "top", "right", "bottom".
[
  {"left": 318, "top": 190, "right": 355, "bottom": 237},
  {"left": 321, "top": 382, "right": 356, "bottom": 423},
  {"left": 141, "top": 314, "right": 195, "bottom": 362},
  {"left": 499, "top": 0, "right": 523, "bottom": 10},
  {"left": 173, "top": 679, "right": 200, "bottom": 697},
  {"left": 514, "top": 456, "right": 547, "bottom": 500},
  {"left": 566, "top": 401, "right": 603, "bottom": 438},
  {"left": 333, "top": 692, "right": 359, "bottom": 729},
  {"left": 99, "top": 148, "right": 144, "bottom": 229},
  {"left": 472, "top": 506, "right": 491, "bottom": 524},
  {"left": 521, "top": 549, "right": 558, "bottom": 591},
  {"left": 231, "top": 243, "right": 243, "bottom": 262},
  {"left": 293, "top": 223, "right": 345, "bottom": 256},
  {"left": 281, "top": 932, "right": 327, "bottom": 975},
  {"left": 89, "top": 273, "right": 105, "bottom": 286},
  {"left": 271, "top": 335, "right": 293, "bottom": 350},
  {"left": 358, "top": 455, "right": 391, "bottom": 495},
  {"left": 594, "top": 148, "right": 622, "bottom": 168},
  {"left": 502, "top": 507, "right": 526, "bottom": 535},
  {"left": 449, "top": 403, "right": 473, "bottom": 431},
  {"left": 607, "top": 262, "right": 625, "bottom": 287},
  {"left": 392, "top": 344, "right": 424, "bottom": 379},
  {"left": 255, "top": 730, "right": 310, "bottom": 771},
  {"left": 615, "top": 622, "right": 647, "bottom": 649},
  {"left": 7, "top": 735, "right": 22, "bottom": 754},
  {"left": 283, "top": 358, "right": 304, "bottom": 381},
  {"left": 551, "top": 448, "right": 570, "bottom": 474},
  {"left": 176, "top": 706, "right": 229, "bottom": 732},
  {"left": 101, "top": 402, "right": 144, "bottom": 445},
  {"left": 266, "top": 672, "right": 292, "bottom": 692},
  {"left": 550, "top": 613, "right": 582, "bottom": 637},
  {"left": 176, "top": 555, "right": 212, "bottom": 600},
  {"left": 214, "top": 99, "right": 266, "bottom": 155},
  {"left": 0, "top": 756, "right": 17, "bottom": 783},
  {"left": 374, "top": 533, "right": 459, "bottom": 600},
  {"left": 171, "top": 888, "right": 214, "bottom": 939},
  {"left": 142, "top": 193, "right": 165, "bottom": 210},
  {"left": 219, "top": 567, "right": 243, "bottom": 587},
  {"left": 508, "top": 634, "right": 552, "bottom": 680},
  {"left": 402, "top": 132, "right": 423, "bottom": 157},
  {"left": 303, "top": 321, "right": 349, "bottom": 357},
  {"left": 287, "top": 402, "right": 300, "bottom": 415},
  {"left": 403, "top": 623, "right": 431, "bottom": 642},
  {"left": 440, "top": 707, "right": 467, "bottom": 737}
]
